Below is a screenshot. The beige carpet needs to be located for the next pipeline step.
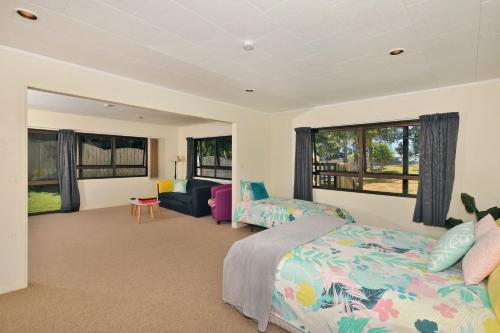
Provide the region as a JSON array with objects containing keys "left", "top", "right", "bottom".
[{"left": 0, "top": 206, "right": 286, "bottom": 333}]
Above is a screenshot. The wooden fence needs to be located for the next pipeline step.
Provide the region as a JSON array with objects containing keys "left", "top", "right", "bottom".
[
  {"left": 314, "top": 162, "right": 358, "bottom": 190},
  {"left": 82, "top": 144, "right": 145, "bottom": 165},
  {"left": 29, "top": 142, "right": 146, "bottom": 181},
  {"left": 28, "top": 140, "right": 58, "bottom": 181}
]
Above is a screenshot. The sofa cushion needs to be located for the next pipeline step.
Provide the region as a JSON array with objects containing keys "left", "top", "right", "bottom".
[
  {"left": 186, "top": 179, "right": 220, "bottom": 194},
  {"left": 159, "top": 192, "right": 192, "bottom": 205}
]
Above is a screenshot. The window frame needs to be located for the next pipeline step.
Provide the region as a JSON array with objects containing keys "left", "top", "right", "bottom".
[
  {"left": 194, "top": 135, "right": 232, "bottom": 180},
  {"left": 312, "top": 119, "right": 420, "bottom": 198},
  {"left": 77, "top": 132, "right": 148, "bottom": 180}
]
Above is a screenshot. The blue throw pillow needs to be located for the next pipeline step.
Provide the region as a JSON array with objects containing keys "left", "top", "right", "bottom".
[{"left": 251, "top": 182, "right": 269, "bottom": 200}]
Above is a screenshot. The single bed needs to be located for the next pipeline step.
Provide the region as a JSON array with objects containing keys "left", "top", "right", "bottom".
[
  {"left": 232, "top": 197, "right": 355, "bottom": 228},
  {"left": 224, "top": 219, "right": 499, "bottom": 333},
  {"left": 271, "top": 223, "right": 498, "bottom": 332}
]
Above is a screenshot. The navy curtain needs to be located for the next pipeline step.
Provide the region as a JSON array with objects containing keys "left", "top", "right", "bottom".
[
  {"left": 293, "top": 127, "right": 313, "bottom": 201},
  {"left": 57, "top": 130, "right": 80, "bottom": 212},
  {"left": 186, "top": 137, "right": 195, "bottom": 180},
  {"left": 413, "top": 113, "right": 460, "bottom": 227}
]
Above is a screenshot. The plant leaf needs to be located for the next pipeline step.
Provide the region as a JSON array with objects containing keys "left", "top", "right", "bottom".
[
  {"left": 445, "top": 218, "right": 464, "bottom": 230},
  {"left": 461, "top": 193, "right": 478, "bottom": 214}
]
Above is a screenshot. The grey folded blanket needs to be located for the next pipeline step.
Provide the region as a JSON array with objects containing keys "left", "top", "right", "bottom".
[{"left": 222, "top": 214, "right": 347, "bottom": 332}]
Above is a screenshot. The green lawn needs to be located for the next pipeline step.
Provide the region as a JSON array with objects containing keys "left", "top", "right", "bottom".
[
  {"left": 378, "top": 164, "right": 419, "bottom": 174},
  {"left": 28, "top": 186, "right": 61, "bottom": 214},
  {"left": 364, "top": 178, "right": 418, "bottom": 195},
  {"left": 365, "top": 164, "right": 419, "bottom": 194}
]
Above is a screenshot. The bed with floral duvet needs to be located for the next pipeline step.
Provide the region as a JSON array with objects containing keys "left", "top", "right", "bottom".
[
  {"left": 232, "top": 198, "right": 355, "bottom": 228},
  {"left": 270, "top": 223, "right": 499, "bottom": 333}
]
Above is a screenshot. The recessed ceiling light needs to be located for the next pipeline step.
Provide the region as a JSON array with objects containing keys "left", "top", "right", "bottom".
[
  {"left": 389, "top": 48, "right": 405, "bottom": 56},
  {"left": 103, "top": 103, "right": 114, "bottom": 107},
  {"left": 245, "top": 89, "right": 254, "bottom": 93},
  {"left": 242, "top": 40, "right": 255, "bottom": 51},
  {"left": 16, "top": 8, "right": 37, "bottom": 20}
]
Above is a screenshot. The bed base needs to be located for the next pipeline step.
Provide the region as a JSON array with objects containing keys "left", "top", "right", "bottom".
[
  {"left": 224, "top": 301, "right": 303, "bottom": 333},
  {"left": 269, "top": 313, "right": 304, "bottom": 333},
  {"left": 245, "top": 223, "right": 266, "bottom": 233}
]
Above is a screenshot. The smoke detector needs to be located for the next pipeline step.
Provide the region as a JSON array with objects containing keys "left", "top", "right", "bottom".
[{"left": 242, "top": 40, "right": 255, "bottom": 51}]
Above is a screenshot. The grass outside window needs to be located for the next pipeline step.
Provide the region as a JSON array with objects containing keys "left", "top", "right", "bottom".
[{"left": 28, "top": 185, "right": 61, "bottom": 214}]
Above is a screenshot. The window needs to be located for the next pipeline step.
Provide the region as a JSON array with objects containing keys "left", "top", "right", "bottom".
[
  {"left": 77, "top": 133, "right": 148, "bottom": 179},
  {"left": 195, "top": 136, "right": 232, "bottom": 180},
  {"left": 28, "top": 129, "right": 61, "bottom": 214},
  {"left": 312, "top": 120, "right": 420, "bottom": 197}
]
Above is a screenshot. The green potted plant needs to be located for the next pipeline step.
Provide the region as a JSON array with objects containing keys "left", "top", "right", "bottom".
[{"left": 445, "top": 193, "right": 500, "bottom": 229}]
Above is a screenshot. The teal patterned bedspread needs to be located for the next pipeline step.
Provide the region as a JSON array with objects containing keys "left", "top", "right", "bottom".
[
  {"left": 271, "top": 223, "right": 499, "bottom": 333},
  {"left": 232, "top": 198, "right": 355, "bottom": 228}
]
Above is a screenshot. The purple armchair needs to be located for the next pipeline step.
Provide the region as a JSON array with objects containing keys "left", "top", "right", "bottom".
[{"left": 210, "top": 184, "right": 232, "bottom": 224}]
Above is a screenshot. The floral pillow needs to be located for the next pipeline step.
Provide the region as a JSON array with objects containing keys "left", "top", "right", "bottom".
[{"left": 240, "top": 180, "right": 255, "bottom": 202}]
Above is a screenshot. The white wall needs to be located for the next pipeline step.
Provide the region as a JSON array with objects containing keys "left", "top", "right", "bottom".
[
  {"left": 0, "top": 46, "right": 270, "bottom": 295},
  {"left": 177, "top": 121, "right": 232, "bottom": 182},
  {"left": 267, "top": 80, "right": 500, "bottom": 237},
  {"left": 266, "top": 110, "right": 302, "bottom": 198},
  {"left": 28, "top": 109, "right": 178, "bottom": 210}
]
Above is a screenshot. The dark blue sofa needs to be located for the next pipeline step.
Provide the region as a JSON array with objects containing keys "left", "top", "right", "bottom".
[{"left": 158, "top": 179, "right": 220, "bottom": 217}]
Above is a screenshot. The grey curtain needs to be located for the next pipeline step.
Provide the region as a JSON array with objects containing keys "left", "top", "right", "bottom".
[
  {"left": 57, "top": 130, "right": 80, "bottom": 212},
  {"left": 186, "top": 137, "right": 195, "bottom": 180},
  {"left": 413, "top": 112, "right": 459, "bottom": 227},
  {"left": 293, "top": 127, "right": 313, "bottom": 201}
]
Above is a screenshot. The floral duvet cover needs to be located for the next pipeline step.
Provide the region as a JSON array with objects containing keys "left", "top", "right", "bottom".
[
  {"left": 271, "top": 223, "right": 499, "bottom": 333},
  {"left": 232, "top": 198, "right": 355, "bottom": 228}
]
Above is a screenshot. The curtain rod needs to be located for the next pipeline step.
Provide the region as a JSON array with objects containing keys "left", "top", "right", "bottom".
[{"left": 28, "top": 126, "right": 155, "bottom": 139}]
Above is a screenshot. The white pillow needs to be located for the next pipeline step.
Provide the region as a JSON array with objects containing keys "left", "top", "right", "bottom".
[{"left": 173, "top": 179, "right": 187, "bottom": 193}]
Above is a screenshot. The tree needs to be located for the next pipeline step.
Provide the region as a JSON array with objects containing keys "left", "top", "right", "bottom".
[
  {"left": 372, "top": 142, "right": 394, "bottom": 170},
  {"left": 408, "top": 125, "right": 419, "bottom": 163},
  {"left": 365, "top": 127, "right": 401, "bottom": 172}
]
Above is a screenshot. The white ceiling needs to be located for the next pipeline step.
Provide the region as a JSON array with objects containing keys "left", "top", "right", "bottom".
[
  {"left": 2, "top": 0, "right": 500, "bottom": 113},
  {"left": 27, "top": 89, "right": 215, "bottom": 126}
]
